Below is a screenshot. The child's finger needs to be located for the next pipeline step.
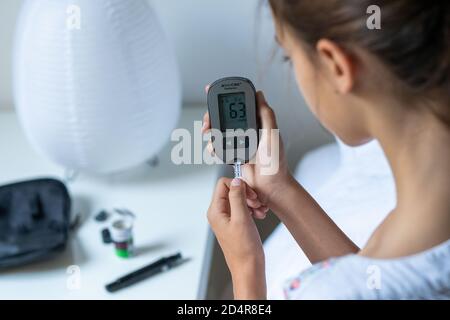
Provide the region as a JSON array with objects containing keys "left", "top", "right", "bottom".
[
  {"left": 207, "top": 178, "right": 233, "bottom": 226},
  {"left": 252, "top": 207, "right": 268, "bottom": 220},
  {"left": 202, "top": 85, "right": 211, "bottom": 133},
  {"left": 256, "top": 91, "right": 278, "bottom": 130},
  {"left": 245, "top": 185, "right": 258, "bottom": 200},
  {"left": 202, "top": 111, "right": 211, "bottom": 134},
  {"left": 246, "top": 198, "right": 263, "bottom": 209},
  {"left": 206, "top": 140, "right": 215, "bottom": 156},
  {"left": 228, "top": 179, "right": 251, "bottom": 222}
]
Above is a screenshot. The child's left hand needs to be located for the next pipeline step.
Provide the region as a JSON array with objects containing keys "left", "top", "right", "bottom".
[{"left": 207, "top": 177, "right": 266, "bottom": 299}]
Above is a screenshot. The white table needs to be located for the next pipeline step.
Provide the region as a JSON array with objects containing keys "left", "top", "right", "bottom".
[{"left": 0, "top": 106, "right": 219, "bottom": 299}]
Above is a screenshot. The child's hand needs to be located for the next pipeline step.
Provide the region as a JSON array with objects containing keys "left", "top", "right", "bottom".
[
  {"left": 207, "top": 178, "right": 265, "bottom": 277},
  {"left": 202, "top": 90, "right": 292, "bottom": 207}
]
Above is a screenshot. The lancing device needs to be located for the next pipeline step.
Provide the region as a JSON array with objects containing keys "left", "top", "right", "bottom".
[
  {"left": 207, "top": 77, "right": 259, "bottom": 178},
  {"left": 105, "top": 253, "right": 184, "bottom": 293}
]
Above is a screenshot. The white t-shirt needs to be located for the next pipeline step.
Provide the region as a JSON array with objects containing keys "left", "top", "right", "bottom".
[{"left": 284, "top": 239, "right": 450, "bottom": 300}]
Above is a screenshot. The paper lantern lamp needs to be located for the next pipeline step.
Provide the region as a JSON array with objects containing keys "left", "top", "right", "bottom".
[{"left": 13, "top": 0, "right": 181, "bottom": 173}]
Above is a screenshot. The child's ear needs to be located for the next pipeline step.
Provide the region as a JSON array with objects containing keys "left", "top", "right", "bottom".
[{"left": 316, "top": 39, "right": 355, "bottom": 94}]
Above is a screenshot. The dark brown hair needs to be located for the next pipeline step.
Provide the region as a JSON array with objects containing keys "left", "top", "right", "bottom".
[{"left": 269, "top": 0, "right": 450, "bottom": 124}]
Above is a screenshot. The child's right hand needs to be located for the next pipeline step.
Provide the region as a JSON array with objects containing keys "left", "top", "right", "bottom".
[{"left": 202, "top": 90, "right": 292, "bottom": 208}]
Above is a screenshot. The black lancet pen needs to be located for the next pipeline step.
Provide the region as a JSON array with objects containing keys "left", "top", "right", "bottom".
[{"left": 105, "top": 253, "right": 185, "bottom": 293}]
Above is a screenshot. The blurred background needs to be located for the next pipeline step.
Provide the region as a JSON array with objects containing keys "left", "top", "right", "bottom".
[{"left": 0, "top": 0, "right": 332, "bottom": 169}]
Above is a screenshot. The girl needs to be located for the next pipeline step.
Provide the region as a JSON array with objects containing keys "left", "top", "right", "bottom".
[{"left": 202, "top": 0, "right": 450, "bottom": 299}]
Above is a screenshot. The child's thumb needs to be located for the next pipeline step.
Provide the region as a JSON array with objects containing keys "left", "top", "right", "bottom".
[{"left": 228, "top": 178, "right": 250, "bottom": 220}]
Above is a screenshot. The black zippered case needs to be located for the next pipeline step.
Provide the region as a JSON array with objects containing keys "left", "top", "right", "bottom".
[{"left": 0, "top": 178, "right": 71, "bottom": 269}]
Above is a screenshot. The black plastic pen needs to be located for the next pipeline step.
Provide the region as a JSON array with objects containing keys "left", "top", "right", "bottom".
[{"left": 105, "top": 253, "right": 183, "bottom": 293}]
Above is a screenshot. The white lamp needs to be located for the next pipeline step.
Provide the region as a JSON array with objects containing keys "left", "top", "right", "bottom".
[{"left": 13, "top": 0, "right": 181, "bottom": 174}]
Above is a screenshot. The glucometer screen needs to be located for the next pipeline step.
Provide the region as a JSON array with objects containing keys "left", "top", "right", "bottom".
[{"left": 218, "top": 92, "right": 248, "bottom": 131}]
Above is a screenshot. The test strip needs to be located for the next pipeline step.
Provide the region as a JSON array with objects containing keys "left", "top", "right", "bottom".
[{"left": 233, "top": 161, "right": 242, "bottom": 179}]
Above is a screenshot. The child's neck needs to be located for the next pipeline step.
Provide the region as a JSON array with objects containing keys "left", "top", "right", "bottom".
[{"left": 362, "top": 107, "right": 450, "bottom": 259}]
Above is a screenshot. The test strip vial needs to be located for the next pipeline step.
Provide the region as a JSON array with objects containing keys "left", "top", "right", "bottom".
[{"left": 110, "top": 219, "right": 134, "bottom": 258}]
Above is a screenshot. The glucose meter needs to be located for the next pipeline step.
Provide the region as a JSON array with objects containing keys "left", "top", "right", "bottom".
[{"left": 207, "top": 77, "right": 259, "bottom": 170}]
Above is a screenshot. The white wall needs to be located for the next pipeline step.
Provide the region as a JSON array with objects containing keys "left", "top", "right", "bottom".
[
  {"left": 0, "top": 0, "right": 331, "bottom": 166},
  {"left": 0, "top": 0, "right": 22, "bottom": 109}
]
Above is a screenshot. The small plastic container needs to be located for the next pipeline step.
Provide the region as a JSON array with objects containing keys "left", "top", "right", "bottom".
[{"left": 110, "top": 218, "right": 134, "bottom": 258}]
